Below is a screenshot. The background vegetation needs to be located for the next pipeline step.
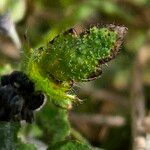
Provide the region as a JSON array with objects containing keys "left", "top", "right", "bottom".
[{"left": 0, "top": 0, "right": 150, "bottom": 150}]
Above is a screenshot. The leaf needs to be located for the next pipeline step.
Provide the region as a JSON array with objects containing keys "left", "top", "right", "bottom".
[
  {"left": 22, "top": 25, "right": 127, "bottom": 108},
  {"left": 36, "top": 103, "right": 70, "bottom": 144},
  {"left": 47, "top": 140, "right": 92, "bottom": 150},
  {"left": 6, "top": 0, "right": 26, "bottom": 22},
  {"left": 34, "top": 25, "right": 127, "bottom": 82},
  {"left": 0, "top": 64, "right": 12, "bottom": 75},
  {"left": 0, "top": 122, "right": 36, "bottom": 150}
]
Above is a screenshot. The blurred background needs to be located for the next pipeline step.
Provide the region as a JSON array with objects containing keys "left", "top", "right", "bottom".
[{"left": 0, "top": 0, "right": 150, "bottom": 150}]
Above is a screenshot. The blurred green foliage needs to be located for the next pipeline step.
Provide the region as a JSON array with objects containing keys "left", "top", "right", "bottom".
[{"left": 0, "top": 122, "right": 36, "bottom": 150}]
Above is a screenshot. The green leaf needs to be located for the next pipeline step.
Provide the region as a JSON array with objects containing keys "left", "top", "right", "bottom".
[
  {"left": 33, "top": 25, "right": 127, "bottom": 82},
  {"left": 37, "top": 103, "right": 70, "bottom": 144},
  {"left": 3, "top": 0, "right": 26, "bottom": 22},
  {"left": 22, "top": 25, "right": 127, "bottom": 108},
  {"left": 0, "top": 122, "right": 36, "bottom": 150},
  {"left": 0, "top": 0, "right": 26, "bottom": 22},
  {"left": 47, "top": 140, "right": 92, "bottom": 150}
]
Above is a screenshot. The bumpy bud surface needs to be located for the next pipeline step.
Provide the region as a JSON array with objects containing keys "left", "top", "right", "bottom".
[
  {"left": 35, "top": 25, "right": 127, "bottom": 82},
  {"left": 24, "top": 25, "right": 127, "bottom": 108}
]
